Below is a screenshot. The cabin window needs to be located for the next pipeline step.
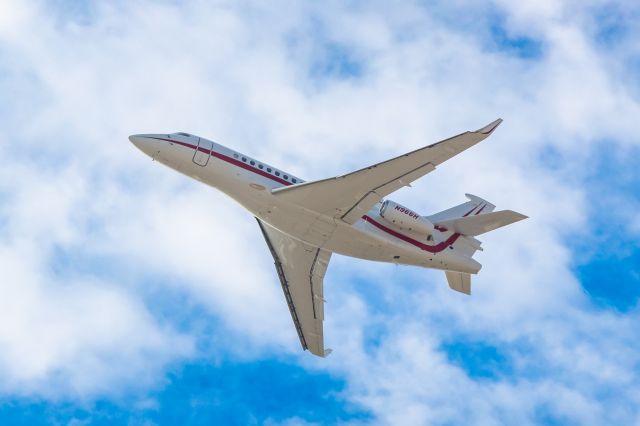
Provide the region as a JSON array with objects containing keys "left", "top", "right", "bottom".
[
  {"left": 267, "top": 168, "right": 272, "bottom": 173},
  {"left": 258, "top": 164, "right": 263, "bottom": 169},
  {"left": 242, "top": 157, "right": 247, "bottom": 162},
  {"left": 250, "top": 160, "right": 255, "bottom": 166},
  {"left": 292, "top": 178, "right": 297, "bottom": 183},
  {"left": 283, "top": 175, "right": 288, "bottom": 180},
  {"left": 275, "top": 171, "right": 280, "bottom": 176},
  {"left": 233, "top": 153, "right": 238, "bottom": 159}
]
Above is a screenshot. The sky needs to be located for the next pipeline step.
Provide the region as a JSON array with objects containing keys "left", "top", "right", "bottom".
[{"left": 0, "top": 0, "right": 639, "bottom": 425}]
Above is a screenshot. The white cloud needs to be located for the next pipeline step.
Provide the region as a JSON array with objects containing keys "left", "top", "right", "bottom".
[
  {"left": 0, "top": 159, "right": 193, "bottom": 398},
  {"left": 0, "top": 0, "right": 34, "bottom": 42},
  {"left": 0, "top": 241, "right": 193, "bottom": 398},
  {"left": 0, "top": 0, "right": 639, "bottom": 423}
]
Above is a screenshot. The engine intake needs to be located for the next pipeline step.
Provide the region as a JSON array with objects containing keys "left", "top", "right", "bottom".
[{"left": 379, "top": 200, "right": 435, "bottom": 235}]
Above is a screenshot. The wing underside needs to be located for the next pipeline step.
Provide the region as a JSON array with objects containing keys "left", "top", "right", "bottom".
[
  {"left": 257, "top": 219, "right": 332, "bottom": 357},
  {"left": 272, "top": 119, "right": 502, "bottom": 223}
]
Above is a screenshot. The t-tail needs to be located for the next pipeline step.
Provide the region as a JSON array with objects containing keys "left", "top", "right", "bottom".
[{"left": 425, "top": 194, "right": 527, "bottom": 295}]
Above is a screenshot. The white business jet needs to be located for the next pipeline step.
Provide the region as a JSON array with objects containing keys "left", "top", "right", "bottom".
[{"left": 130, "top": 119, "right": 526, "bottom": 357}]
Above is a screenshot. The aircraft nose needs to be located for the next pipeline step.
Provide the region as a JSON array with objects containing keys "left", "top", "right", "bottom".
[
  {"left": 129, "top": 135, "right": 151, "bottom": 149},
  {"left": 129, "top": 134, "right": 147, "bottom": 147},
  {"left": 129, "top": 134, "right": 159, "bottom": 157}
]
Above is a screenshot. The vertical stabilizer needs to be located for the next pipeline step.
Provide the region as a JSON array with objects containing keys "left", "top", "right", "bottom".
[
  {"left": 426, "top": 193, "right": 495, "bottom": 223},
  {"left": 445, "top": 271, "right": 471, "bottom": 295}
]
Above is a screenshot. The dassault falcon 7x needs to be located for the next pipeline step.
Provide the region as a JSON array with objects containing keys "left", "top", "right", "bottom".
[{"left": 130, "top": 119, "right": 526, "bottom": 357}]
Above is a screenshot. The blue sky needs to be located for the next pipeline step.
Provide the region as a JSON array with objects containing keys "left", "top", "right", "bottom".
[{"left": 0, "top": 1, "right": 639, "bottom": 425}]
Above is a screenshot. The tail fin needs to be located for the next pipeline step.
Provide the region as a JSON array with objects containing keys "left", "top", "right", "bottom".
[
  {"left": 426, "top": 193, "right": 495, "bottom": 223},
  {"left": 445, "top": 271, "right": 471, "bottom": 295},
  {"left": 427, "top": 194, "right": 499, "bottom": 258},
  {"left": 434, "top": 195, "right": 527, "bottom": 296}
]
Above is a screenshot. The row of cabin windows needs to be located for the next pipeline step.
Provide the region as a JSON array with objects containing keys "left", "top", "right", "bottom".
[{"left": 232, "top": 153, "right": 297, "bottom": 183}]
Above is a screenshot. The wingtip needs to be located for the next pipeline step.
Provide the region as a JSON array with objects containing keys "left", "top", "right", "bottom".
[
  {"left": 509, "top": 211, "right": 529, "bottom": 221},
  {"left": 476, "top": 118, "right": 503, "bottom": 135}
]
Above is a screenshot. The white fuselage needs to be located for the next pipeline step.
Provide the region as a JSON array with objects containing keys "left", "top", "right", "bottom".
[{"left": 130, "top": 133, "right": 481, "bottom": 274}]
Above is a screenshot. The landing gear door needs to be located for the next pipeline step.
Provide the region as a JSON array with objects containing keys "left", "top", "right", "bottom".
[{"left": 193, "top": 137, "right": 213, "bottom": 167}]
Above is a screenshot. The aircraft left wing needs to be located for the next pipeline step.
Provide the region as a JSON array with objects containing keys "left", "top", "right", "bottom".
[
  {"left": 257, "top": 219, "right": 332, "bottom": 357},
  {"left": 272, "top": 119, "right": 502, "bottom": 224}
]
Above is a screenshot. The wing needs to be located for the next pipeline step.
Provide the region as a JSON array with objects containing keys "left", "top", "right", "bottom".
[
  {"left": 257, "top": 219, "right": 332, "bottom": 357},
  {"left": 272, "top": 119, "right": 502, "bottom": 224}
]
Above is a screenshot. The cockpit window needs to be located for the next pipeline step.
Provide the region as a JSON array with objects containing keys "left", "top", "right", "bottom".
[{"left": 177, "top": 132, "right": 191, "bottom": 136}]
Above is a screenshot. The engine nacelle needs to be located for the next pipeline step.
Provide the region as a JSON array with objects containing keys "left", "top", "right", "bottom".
[{"left": 379, "top": 200, "right": 435, "bottom": 235}]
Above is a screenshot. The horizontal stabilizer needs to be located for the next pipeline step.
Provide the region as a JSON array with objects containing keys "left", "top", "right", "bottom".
[
  {"left": 445, "top": 271, "right": 471, "bottom": 295},
  {"left": 435, "top": 210, "right": 527, "bottom": 237}
]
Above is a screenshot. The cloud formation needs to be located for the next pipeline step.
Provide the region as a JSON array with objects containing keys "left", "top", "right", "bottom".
[{"left": 0, "top": 0, "right": 638, "bottom": 424}]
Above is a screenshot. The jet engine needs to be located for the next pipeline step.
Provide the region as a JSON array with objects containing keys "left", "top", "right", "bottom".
[{"left": 379, "top": 200, "right": 435, "bottom": 235}]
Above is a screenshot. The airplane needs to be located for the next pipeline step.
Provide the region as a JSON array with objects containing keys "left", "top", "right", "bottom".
[{"left": 129, "top": 118, "right": 527, "bottom": 357}]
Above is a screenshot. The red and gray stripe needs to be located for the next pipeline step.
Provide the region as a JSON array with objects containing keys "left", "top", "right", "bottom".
[{"left": 156, "top": 136, "right": 484, "bottom": 254}]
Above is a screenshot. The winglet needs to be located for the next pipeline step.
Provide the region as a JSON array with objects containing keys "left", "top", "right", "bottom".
[{"left": 476, "top": 118, "right": 503, "bottom": 135}]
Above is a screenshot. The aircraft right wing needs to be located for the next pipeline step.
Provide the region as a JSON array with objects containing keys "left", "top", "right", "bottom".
[{"left": 272, "top": 119, "right": 502, "bottom": 224}]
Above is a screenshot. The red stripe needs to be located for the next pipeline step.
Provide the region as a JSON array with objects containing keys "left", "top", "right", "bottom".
[
  {"left": 361, "top": 203, "right": 478, "bottom": 253},
  {"left": 362, "top": 215, "right": 460, "bottom": 253},
  {"left": 150, "top": 137, "right": 293, "bottom": 186},
  {"left": 463, "top": 205, "right": 478, "bottom": 217},
  {"left": 151, "top": 136, "right": 480, "bottom": 254},
  {"left": 430, "top": 202, "right": 485, "bottom": 233}
]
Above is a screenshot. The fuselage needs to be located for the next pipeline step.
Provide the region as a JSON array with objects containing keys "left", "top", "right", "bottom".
[{"left": 129, "top": 132, "right": 481, "bottom": 274}]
